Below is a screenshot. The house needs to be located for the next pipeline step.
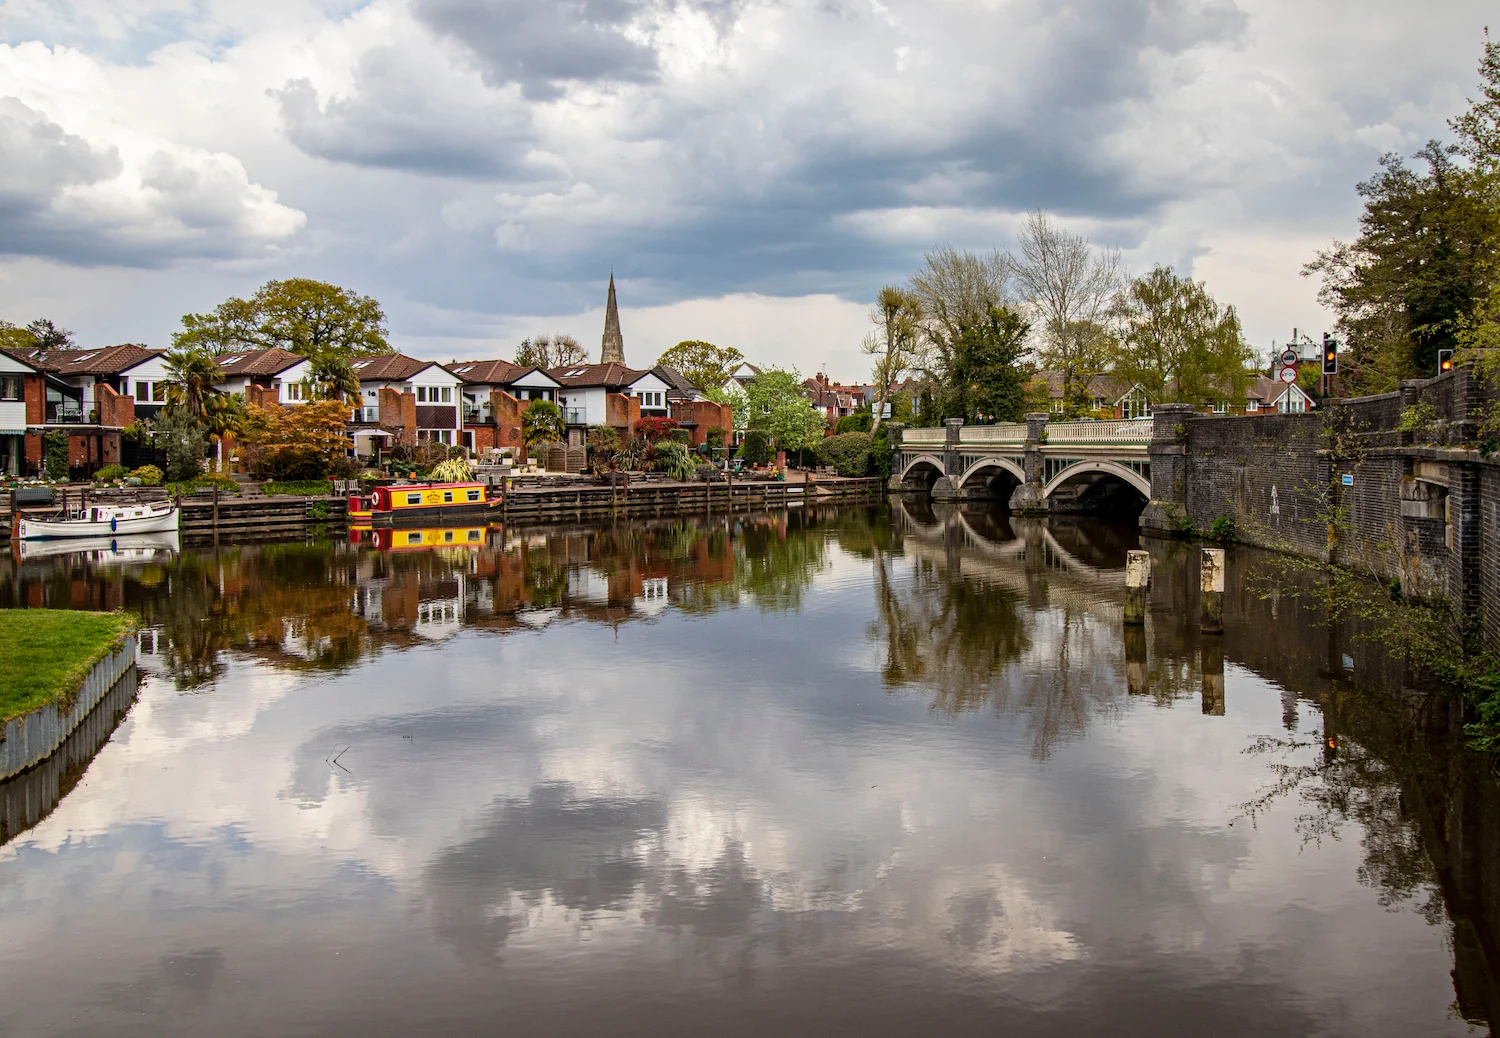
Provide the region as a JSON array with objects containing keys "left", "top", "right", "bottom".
[
  {"left": 729, "top": 361, "right": 761, "bottom": 388},
  {"left": 1244, "top": 376, "right": 1316, "bottom": 414},
  {"left": 213, "top": 348, "right": 315, "bottom": 405},
  {"left": 549, "top": 363, "right": 674, "bottom": 427},
  {"left": 804, "top": 374, "right": 861, "bottom": 427},
  {"left": 444, "top": 359, "right": 563, "bottom": 456},
  {"left": 348, "top": 353, "right": 464, "bottom": 447},
  {"left": 0, "top": 344, "right": 149, "bottom": 475},
  {"left": 1030, "top": 371, "right": 1153, "bottom": 419}
]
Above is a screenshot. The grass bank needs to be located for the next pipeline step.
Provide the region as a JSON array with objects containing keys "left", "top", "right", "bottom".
[{"left": 0, "top": 610, "right": 131, "bottom": 723}]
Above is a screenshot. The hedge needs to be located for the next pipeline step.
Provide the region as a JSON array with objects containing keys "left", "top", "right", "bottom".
[{"left": 813, "top": 432, "right": 873, "bottom": 476}]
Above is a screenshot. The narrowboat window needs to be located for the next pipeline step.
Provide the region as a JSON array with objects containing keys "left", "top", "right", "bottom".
[
  {"left": 466, "top": 490, "right": 480, "bottom": 501},
  {"left": 406, "top": 493, "right": 422, "bottom": 505},
  {"left": 467, "top": 529, "right": 482, "bottom": 541},
  {"left": 443, "top": 491, "right": 453, "bottom": 502},
  {"left": 407, "top": 532, "right": 422, "bottom": 544},
  {"left": 444, "top": 530, "right": 454, "bottom": 542}
]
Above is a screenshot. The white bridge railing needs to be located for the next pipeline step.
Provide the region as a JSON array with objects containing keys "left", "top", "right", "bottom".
[
  {"left": 1043, "top": 419, "right": 1152, "bottom": 444},
  {"left": 960, "top": 423, "right": 1026, "bottom": 444},
  {"left": 901, "top": 427, "right": 946, "bottom": 445}
]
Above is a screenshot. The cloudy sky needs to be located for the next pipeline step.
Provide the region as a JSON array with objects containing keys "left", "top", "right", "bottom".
[{"left": 0, "top": 0, "right": 1491, "bottom": 377}]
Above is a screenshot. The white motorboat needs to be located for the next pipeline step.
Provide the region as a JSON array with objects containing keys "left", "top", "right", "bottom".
[
  {"left": 16, "top": 530, "right": 181, "bottom": 562},
  {"left": 16, "top": 502, "right": 180, "bottom": 540}
]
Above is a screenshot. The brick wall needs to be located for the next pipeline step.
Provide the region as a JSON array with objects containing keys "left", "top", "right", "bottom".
[
  {"left": 669, "top": 399, "right": 735, "bottom": 446},
  {"left": 378, "top": 388, "right": 416, "bottom": 444},
  {"left": 24, "top": 373, "right": 42, "bottom": 425},
  {"left": 95, "top": 384, "right": 134, "bottom": 429}
]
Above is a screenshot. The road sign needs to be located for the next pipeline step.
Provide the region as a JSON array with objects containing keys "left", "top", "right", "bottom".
[
  {"left": 1341, "top": 473, "right": 1354, "bottom": 486},
  {"left": 1280, "top": 349, "right": 1298, "bottom": 366},
  {"left": 1278, "top": 366, "right": 1298, "bottom": 384}
]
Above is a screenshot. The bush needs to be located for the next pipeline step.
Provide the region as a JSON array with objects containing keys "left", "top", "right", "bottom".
[
  {"left": 165, "top": 473, "right": 239, "bottom": 497},
  {"left": 43, "top": 431, "right": 69, "bottom": 479},
  {"left": 429, "top": 457, "right": 473, "bottom": 483},
  {"left": 869, "top": 423, "right": 894, "bottom": 479},
  {"left": 835, "top": 412, "right": 872, "bottom": 434},
  {"left": 652, "top": 440, "right": 696, "bottom": 480},
  {"left": 264, "top": 480, "right": 334, "bottom": 497},
  {"left": 129, "top": 464, "right": 163, "bottom": 486},
  {"left": 1210, "top": 515, "right": 1236, "bottom": 542},
  {"left": 813, "top": 432, "right": 873, "bottom": 476},
  {"left": 737, "top": 429, "right": 771, "bottom": 466},
  {"left": 94, "top": 464, "right": 129, "bottom": 483},
  {"left": 705, "top": 425, "right": 727, "bottom": 451},
  {"left": 155, "top": 410, "right": 207, "bottom": 482},
  {"left": 635, "top": 416, "right": 679, "bottom": 443}
]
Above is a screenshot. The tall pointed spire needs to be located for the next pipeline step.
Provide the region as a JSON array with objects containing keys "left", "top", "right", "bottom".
[{"left": 600, "top": 271, "right": 625, "bottom": 365}]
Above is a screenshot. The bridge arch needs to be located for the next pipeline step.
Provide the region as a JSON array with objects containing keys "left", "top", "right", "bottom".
[
  {"left": 897, "top": 454, "right": 947, "bottom": 488},
  {"left": 1041, "top": 459, "right": 1151, "bottom": 501},
  {"left": 958, "top": 456, "right": 1026, "bottom": 490}
]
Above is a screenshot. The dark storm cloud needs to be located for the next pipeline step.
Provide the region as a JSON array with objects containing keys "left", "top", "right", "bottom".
[
  {"left": 275, "top": 47, "right": 541, "bottom": 178},
  {"left": 0, "top": 97, "right": 124, "bottom": 262},
  {"left": 414, "top": 0, "right": 662, "bottom": 99}
]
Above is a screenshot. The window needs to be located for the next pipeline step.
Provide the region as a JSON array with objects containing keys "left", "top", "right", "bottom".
[
  {"left": 152, "top": 382, "right": 167, "bottom": 402},
  {"left": 417, "top": 386, "right": 427, "bottom": 402},
  {"left": 407, "top": 493, "right": 423, "bottom": 505},
  {"left": 443, "top": 491, "right": 453, "bottom": 503},
  {"left": 467, "top": 490, "right": 481, "bottom": 501},
  {"left": 1212, "top": 400, "right": 1228, "bottom": 414},
  {"left": 286, "top": 382, "right": 303, "bottom": 401},
  {"left": 444, "top": 530, "right": 454, "bottom": 542},
  {"left": 0, "top": 375, "right": 23, "bottom": 401},
  {"left": 134, "top": 381, "right": 149, "bottom": 402},
  {"left": 467, "top": 528, "right": 482, "bottom": 542},
  {"left": 440, "top": 387, "right": 451, "bottom": 402},
  {"left": 407, "top": 531, "right": 422, "bottom": 544}
]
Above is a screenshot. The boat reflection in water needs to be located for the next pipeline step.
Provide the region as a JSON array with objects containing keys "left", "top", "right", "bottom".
[{"left": 14, "top": 530, "right": 181, "bottom": 564}]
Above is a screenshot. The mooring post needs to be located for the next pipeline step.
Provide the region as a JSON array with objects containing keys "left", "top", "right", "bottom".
[
  {"left": 1123, "top": 624, "right": 1148, "bottom": 697},
  {"left": 1124, "top": 549, "right": 1150, "bottom": 626},
  {"left": 1200, "top": 547, "right": 1225, "bottom": 634},
  {"left": 212, "top": 486, "right": 220, "bottom": 546}
]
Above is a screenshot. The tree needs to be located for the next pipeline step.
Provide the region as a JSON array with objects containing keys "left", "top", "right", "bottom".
[
  {"left": 1010, "top": 211, "right": 1124, "bottom": 406},
  {"left": 238, "top": 400, "right": 353, "bottom": 479},
  {"left": 655, "top": 340, "right": 744, "bottom": 391},
  {"left": 745, "top": 367, "right": 825, "bottom": 455},
  {"left": 943, "top": 305, "right": 1031, "bottom": 423},
  {"left": 174, "top": 279, "right": 389, "bottom": 358},
  {"left": 521, "top": 400, "right": 566, "bottom": 454},
  {"left": 155, "top": 409, "right": 208, "bottom": 482},
  {"left": 704, "top": 382, "right": 748, "bottom": 432},
  {"left": 162, "top": 349, "right": 224, "bottom": 419},
  {"left": 307, "top": 354, "right": 361, "bottom": 402},
  {"left": 203, "top": 392, "right": 248, "bottom": 472},
  {"left": 1111, "top": 266, "right": 1253, "bottom": 409},
  {"left": 515, "top": 334, "right": 587, "bottom": 370},
  {"left": 0, "top": 320, "right": 35, "bottom": 352},
  {"left": 863, "top": 286, "right": 922, "bottom": 434},
  {"left": 25, "top": 319, "right": 74, "bottom": 352},
  {"left": 1453, "top": 31, "right": 1500, "bottom": 387},
  {"left": 1307, "top": 143, "right": 1497, "bottom": 391}
]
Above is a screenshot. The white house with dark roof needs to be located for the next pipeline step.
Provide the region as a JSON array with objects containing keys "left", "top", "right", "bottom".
[
  {"left": 212, "top": 348, "right": 314, "bottom": 405},
  {"left": 349, "top": 353, "right": 464, "bottom": 445},
  {"left": 548, "top": 363, "right": 672, "bottom": 426}
]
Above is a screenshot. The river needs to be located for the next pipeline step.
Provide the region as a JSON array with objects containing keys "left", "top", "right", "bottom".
[{"left": 0, "top": 502, "right": 1495, "bottom": 1036}]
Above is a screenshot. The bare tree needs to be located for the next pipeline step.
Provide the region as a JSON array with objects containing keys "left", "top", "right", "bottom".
[
  {"left": 516, "top": 333, "right": 588, "bottom": 370},
  {"left": 909, "top": 245, "right": 1011, "bottom": 348},
  {"left": 1010, "top": 211, "right": 1123, "bottom": 409},
  {"left": 863, "top": 286, "right": 922, "bottom": 433}
]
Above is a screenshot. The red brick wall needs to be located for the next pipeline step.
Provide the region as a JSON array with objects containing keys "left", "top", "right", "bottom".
[
  {"left": 24, "top": 431, "right": 40, "bottom": 469},
  {"left": 669, "top": 400, "right": 734, "bottom": 446},
  {"left": 24, "top": 373, "right": 42, "bottom": 425},
  {"left": 492, "top": 390, "right": 524, "bottom": 458},
  {"left": 379, "top": 388, "right": 416, "bottom": 444},
  {"left": 246, "top": 384, "right": 280, "bottom": 410},
  {"left": 96, "top": 384, "right": 135, "bottom": 429},
  {"left": 604, "top": 393, "right": 642, "bottom": 432}
]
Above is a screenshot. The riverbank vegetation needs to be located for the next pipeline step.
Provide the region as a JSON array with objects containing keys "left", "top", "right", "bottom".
[{"left": 0, "top": 610, "right": 130, "bottom": 722}]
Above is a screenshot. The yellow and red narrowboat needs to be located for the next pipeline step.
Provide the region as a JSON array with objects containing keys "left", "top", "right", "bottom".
[
  {"left": 347, "top": 482, "right": 502, "bottom": 527},
  {"left": 350, "top": 524, "right": 492, "bottom": 550}
]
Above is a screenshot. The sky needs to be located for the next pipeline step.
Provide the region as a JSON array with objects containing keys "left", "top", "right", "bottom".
[{"left": 0, "top": 0, "right": 1492, "bottom": 380}]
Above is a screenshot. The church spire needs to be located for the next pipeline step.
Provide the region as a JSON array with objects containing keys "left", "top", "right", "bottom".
[{"left": 600, "top": 272, "right": 625, "bottom": 365}]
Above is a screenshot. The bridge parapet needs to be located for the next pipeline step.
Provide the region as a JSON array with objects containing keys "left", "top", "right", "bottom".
[{"left": 1045, "top": 419, "right": 1152, "bottom": 445}]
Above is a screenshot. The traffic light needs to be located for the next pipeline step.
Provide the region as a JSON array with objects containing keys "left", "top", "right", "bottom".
[
  {"left": 1438, "top": 349, "right": 1454, "bottom": 373},
  {"left": 1322, "top": 333, "right": 1338, "bottom": 375}
]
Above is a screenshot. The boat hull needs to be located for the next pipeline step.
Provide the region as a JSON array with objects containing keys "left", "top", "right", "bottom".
[
  {"left": 17, "top": 507, "right": 180, "bottom": 540},
  {"left": 368, "top": 501, "right": 502, "bottom": 527}
]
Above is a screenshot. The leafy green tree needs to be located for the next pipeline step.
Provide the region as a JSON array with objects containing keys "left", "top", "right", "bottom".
[
  {"left": 863, "top": 286, "right": 921, "bottom": 434},
  {"left": 163, "top": 349, "right": 224, "bottom": 419},
  {"left": 521, "top": 400, "right": 566, "bottom": 454},
  {"left": 0, "top": 320, "right": 35, "bottom": 352},
  {"left": 942, "top": 304, "right": 1031, "bottom": 422},
  {"left": 156, "top": 409, "right": 207, "bottom": 482},
  {"left": 654, "top": 340, "right": 744, "bottom": 391},
  {"left": 515, "top": 334, "right": 587, "bottom": 370},
  {"left": 1306, "top": 142, "right": 1497, "bottom": 391},
  {"left": 307, "top": 354, "right": 361, "bottom": 402},
  {"left": 174, "top": 279, "right": 389, "bottom": 358},
  {"left": 1111, "top": 266, "right": 1252, "bottom": 409},
  {"left": 704, "top": 382, "right": 747, "bottom": 432},
  {"left": 745, "top": 367, "right": 825, "bottom": 455},
  {"left": 1453, "top": 31, "right": 1500, "bottom": 390},
  {"left": 26, "top": 319, "right": 74, "bottom": 351},
  {"left": 204, "top": 392, "right": 248, "bottom": 471}
]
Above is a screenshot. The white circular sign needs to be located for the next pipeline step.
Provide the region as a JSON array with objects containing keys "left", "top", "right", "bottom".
[
  {"left": 1280, "top": 349, "right": 1299, "bottom": 366},
  {"left": 1278, "top": 365, "right": 1298, "bottom": 384}
]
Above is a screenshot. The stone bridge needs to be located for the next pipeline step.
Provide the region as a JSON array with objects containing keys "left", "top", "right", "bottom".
[{"left": 890, "top": 414, "right": 1152, "bottom": 512}]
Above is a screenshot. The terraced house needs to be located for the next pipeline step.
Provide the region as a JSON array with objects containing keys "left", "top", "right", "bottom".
[{"left": 0, "top": 344, "right": 156, "bottom": 476}]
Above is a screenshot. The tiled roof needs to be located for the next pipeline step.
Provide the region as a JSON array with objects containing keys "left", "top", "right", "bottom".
[
  {"left": 547, "top": 362, "right": 646, "bottom": 388},
  {"left": 11, "top": 344, "right": 162, "bottom": 375},
  {"left": 445, "top": 359, "right": 527, "bottom": 385},
  {"left": 215, "top": 347, "right": 307, "bottom": 376},
  {"left": 349, "top": 353, "right": 433, "bottom": 381},
  {"left": 652, "top": 365, "right": 697, "bottom": 397},
  {"left": 1028, "top": 371, "right": 1140, "bottom": 403}
]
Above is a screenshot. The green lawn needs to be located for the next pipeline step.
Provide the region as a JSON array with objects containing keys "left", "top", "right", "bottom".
[{"left": 0, "top": 610, "right": 132, "bottom": 722}]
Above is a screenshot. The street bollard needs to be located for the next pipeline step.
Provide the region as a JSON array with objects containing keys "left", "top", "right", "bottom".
[
  {"left": 1200, "top": 547, "right": 1225, "bottom": 634},
  {"left": 1124, "top": 549, "right": 1150, "bottom": 626}
]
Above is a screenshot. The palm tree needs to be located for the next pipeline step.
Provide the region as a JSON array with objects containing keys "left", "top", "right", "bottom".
[
  {"left": 307, "top": 354, "right": 361, "bottom": 403},
  {"left": 163, "top": 348, "right": 224, "bottom": 419},
  {"left": 521, "top": 400, "right": 566, "bottom": 457},
  {"left": 203, "top": 392, "right": 248, "bottom": 472}
]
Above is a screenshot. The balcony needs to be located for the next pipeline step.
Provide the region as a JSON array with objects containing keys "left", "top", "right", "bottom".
[
  {"left": 45, "top": 403, "right": 97, "bottom": 425},
  {"left": 563, "top": 409, "right": 587, "bottom": 425},
  {"left": 464, "top": 409, "right": 494, "bottom": 426},
  {"left": 350, "top": 406, "right": 380, "bottom": 424}
]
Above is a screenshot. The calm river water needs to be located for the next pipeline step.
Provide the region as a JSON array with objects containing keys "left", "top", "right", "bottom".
[{"left": 0, "top": 502, "right": 1496, "bottom": 1036}]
